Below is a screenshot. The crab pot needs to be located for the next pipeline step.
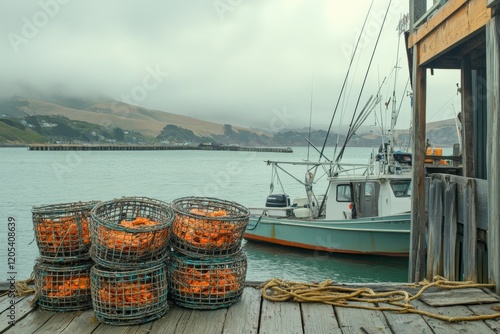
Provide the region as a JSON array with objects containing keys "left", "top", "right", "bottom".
[
  {"left": 90, "top": 197, "right": 174, "bottom": 269},
  {"left": 34, "top": 260, "right": 93, "bottom": 311},
  {"left": 32, "top": 201, "right": 99, "bottom": 262},
  {"left": 168, "top": 251, "right": 247, "bottom": 309},
  {"left": 170, "top": 197, "right": 250, "bottom": 257},
  {"left": 90, "top": 264, "right": 168, "bottom": 325}
]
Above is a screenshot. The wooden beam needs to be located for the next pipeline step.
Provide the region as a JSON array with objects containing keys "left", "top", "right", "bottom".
[
  {"left": 486, "top": 13, "right": 500, "bottom": 294},
  {"left": 409, "top": 46, "right": 427, "bottom": 283},
  {"left": 461, "top": 54, "right": 475, "bottom": 177},
  {"left": 423, "top": 30, "right": 486, "bottom": 69},
  {"left": 409, "top": 0, "right": 467, "bottom": 47},
  {"left": 414, "top": 0, "right": 491, "bottom": 66}
]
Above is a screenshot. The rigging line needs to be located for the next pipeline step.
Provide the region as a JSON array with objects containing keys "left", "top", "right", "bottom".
[
  {"left": 273, "top": 163, "right": 307, "bottom": 186},
  {"left": 337, "top": 76, "right": 387, "bottom": 162},
  {"left": 428, "top": 93, "right": 457, "bottom": 121},
  {"left": 336, "top": 97, "right": 375, "bottom": 162},
  {"left": 318, "top": 0, "right": 374, "bottom": 161},
  {"left": 304, "top": 138, "right": 331, "bottom": 162},
  {"left": 271, "top": 164, "right": 287, "bottom": 194},
  {"left": 352, "top": 82, "right": 384, "bottom": 131},
  {"left": 343, "top": 37, "right": 364, "bottom": 123},
  {"left": 394, "top": 77, "right": 410, "bottom": 126},
  {"left": 338, "top": 97, "right": 380, "bottom": 162},
  {"left": 336, "top": 0, "right": 392, "bottom": 164}
]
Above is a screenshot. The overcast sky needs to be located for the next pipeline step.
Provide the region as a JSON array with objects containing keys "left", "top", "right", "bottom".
[{"left": 0, "top": 0, "right": 461, "bottom": 132}]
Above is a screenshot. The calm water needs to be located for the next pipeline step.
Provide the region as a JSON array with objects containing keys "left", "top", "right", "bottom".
[{"left": 0, "top": 146, "right": 409, "bottom": 283}]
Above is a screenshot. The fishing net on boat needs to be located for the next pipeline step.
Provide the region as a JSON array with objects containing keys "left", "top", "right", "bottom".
[
  {"left": 32, "top": 201, "right": 99, "bottom": 262},
  {"left": 90, "top": 263, "right": 168, "bottom": 325},
  {"left": 170, "top": 197, "right": 250, "bottom": 257},
  {"left": 33, "top": 260, "right": 93, "bottom": 311},
  {"left": 90, "top": 197, "right": 174, "bottom": 269},
  {"left": 168, "top": 250, "right": 247, "bottom": 309}
]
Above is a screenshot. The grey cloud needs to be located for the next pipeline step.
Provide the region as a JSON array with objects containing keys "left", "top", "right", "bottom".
[{"left": 0, "top": 0, "right": 459, "bottom": 131}]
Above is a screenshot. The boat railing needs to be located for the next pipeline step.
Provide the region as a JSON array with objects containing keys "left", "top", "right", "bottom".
[
  {"left": 332, "top": 163, "right": 372, "bottom": 176},
  {"left": 331, "top": 161, "right": 412, "bottom": 178},
  {"left": 248, "top": 206, "right": 293, "bottom": 217}
]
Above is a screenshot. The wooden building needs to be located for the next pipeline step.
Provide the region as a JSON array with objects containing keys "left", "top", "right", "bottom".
[{"left": 408, "top": 0, "right": 500, "bottom": 293}]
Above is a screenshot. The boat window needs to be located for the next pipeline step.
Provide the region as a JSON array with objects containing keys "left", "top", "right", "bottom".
[
  {"left": 390, "top": 180, "right": 411, "bottom": 197},
  {"left": 337, "top": 184, "right": 352, "bottom": 202},
  {"left": 365, "top": 182, "right": 374, "bottom": 196}
]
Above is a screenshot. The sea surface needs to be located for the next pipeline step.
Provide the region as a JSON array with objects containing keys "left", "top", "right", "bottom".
[{"left": 0, "top": 146, "right": 415, "bottom": 283}]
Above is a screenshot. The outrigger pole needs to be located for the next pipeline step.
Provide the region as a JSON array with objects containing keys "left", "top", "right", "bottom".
[{"left": 335, "top": 0, "right": 393, "bottom": 164}]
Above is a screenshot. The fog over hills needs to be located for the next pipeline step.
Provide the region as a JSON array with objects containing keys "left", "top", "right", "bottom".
[{"left": 0, "top": 95, "right": 460, "bottom": 147}]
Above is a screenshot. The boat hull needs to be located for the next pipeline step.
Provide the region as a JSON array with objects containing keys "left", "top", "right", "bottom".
[{"left": 244, "top": 214, "right": 411, "bottom": 257}]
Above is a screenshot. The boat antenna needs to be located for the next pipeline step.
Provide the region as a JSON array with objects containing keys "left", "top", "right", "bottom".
[
  {"left": 335, "top": 0, "right": 392, "bottom": 163},
  {"left": 317, "top": 0, "right": 374, "bottom": 162},
  {"left": 307, "top": 74, "right": 314, "bottom": 161}
]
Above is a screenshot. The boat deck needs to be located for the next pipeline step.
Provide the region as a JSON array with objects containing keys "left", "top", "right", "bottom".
[{"left": 2, "top": 283, "right": 500, "bottom": 334}]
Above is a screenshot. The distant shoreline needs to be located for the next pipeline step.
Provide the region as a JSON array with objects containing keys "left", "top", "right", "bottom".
[{"left": 25, "top": 143, "right": 294, "bottom": 153}]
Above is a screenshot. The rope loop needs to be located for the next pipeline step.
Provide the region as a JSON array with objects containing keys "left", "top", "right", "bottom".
[{"left": 260, "top": 276, "right": 500, "bottom": 323}]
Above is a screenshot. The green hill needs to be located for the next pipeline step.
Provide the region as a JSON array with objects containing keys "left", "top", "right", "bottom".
[
  {"left": 0, "top": 120, "right": 46, "bottom": 144},
  {"left": 0, "top": 96, "right": 266, "bottom": 138}
]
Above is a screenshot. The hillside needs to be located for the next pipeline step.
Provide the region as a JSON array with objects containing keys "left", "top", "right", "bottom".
[
  {"left": 0, "top": 97, "right": 263, "bottom": 138},
  {"left": 0, "top": 96, "right": 460, "bottom": 147},
  {"left": 0, "top": 120, "right": 46, "bottom": 143}
]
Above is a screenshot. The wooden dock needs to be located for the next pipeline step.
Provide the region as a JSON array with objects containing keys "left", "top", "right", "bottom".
[
  {"left": 27, "top": 144, "right": 293, "bottom": 153},
  {"left": 2, "top": 283, "right": 500, "bottom": 334}
]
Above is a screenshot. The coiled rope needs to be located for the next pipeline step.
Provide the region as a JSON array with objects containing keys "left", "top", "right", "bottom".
[
  {"left": 0, "top": 278, "right": 35, "bottom": 298},
  {"left": 260, "top": 276, "right": 500, "bottom": 323}
]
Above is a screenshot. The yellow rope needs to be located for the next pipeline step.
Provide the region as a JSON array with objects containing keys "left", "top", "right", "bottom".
[
  {"left": 260, "top": 276, "right": 500, "bottom": 323},
  {"left": 0, "top": 278, "right": 35, "bottom": 298},
  {"left": 15, "top": 278, "right": 36, "bottom": 297}
]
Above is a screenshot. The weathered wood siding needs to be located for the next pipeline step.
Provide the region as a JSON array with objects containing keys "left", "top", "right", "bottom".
[
  {"left": 409, "top": 0, "right": 491, "bottom": 66},
  {"left": 421, "top": 174, "right": 488, "bottom": 283}
]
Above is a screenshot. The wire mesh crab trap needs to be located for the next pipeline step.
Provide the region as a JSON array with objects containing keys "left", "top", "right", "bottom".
[
  {"left": 32, "top": 201, "right": 99, "bottom": 262},
  {"left": 33, "top": 260, "right": 93, "bottom": 311},
  {"left": 168, "top": 250, "right": 247, "bottom": 309},
  {"left": 90, "top": 263, "right": 168, "bottom": 325},
  {"left": 170, "top": 197, "right": 250, "bottom": 257},
  {"left": 90, "top": 197, "right": 174, "bottom": 269}
]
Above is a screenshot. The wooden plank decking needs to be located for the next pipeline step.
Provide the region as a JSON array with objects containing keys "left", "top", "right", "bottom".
[{"left": 2, "top": 284, "right": 500, "bottom": 334}]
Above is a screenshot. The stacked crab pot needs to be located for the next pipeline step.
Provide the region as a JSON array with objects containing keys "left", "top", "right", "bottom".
[
  {"left": 168, "top": 197, "right": 250, "bottom": 309},
  {"left": 89, "top": 197, "right": 173, "bottom": 325},
  {"left": 32, "top": 201, "right": 99, "bottom": 311}
]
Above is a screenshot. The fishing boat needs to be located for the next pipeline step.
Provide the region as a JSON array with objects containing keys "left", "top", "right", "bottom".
[
  {"left": 243, "top": 151, "right": 412, "bottom": 256},
  {"left": 244, "top": 6, "right": 413, "bottom": 256}
]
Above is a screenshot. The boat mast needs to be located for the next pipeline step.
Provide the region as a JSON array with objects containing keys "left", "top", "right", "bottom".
[{"left": 389, "top": 14, "right": 409, "bottom": 154}]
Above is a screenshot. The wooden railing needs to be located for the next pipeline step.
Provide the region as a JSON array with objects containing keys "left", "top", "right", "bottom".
[{"left": 421, "top": 173, "right": 488, "bottom": 282}]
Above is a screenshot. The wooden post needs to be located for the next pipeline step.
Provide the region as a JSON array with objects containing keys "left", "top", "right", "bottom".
[
  {"left": 409, "top": 44, "right": 427, "bottom": 283},
  {"left": 487, "top": 13, "right": 500, "bottom": 294},
  {"left": 461, "top": 54, "right": 474, "bottom": 177}
]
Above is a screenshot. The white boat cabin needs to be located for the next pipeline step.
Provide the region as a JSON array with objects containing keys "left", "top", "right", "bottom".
[{"left": 325, "top": 175, "right": 411, "bottom": 220}]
